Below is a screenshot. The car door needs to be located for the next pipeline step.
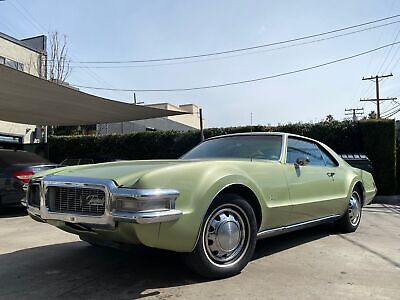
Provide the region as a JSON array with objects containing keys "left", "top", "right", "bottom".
[
  {"left": 317, "top": 145, "right": 347, "bottom": 215},
  {"left": 235, "top": 135, "right": 293, "bottom": 230},
  {"left": 283, "top": 137, "right": 344, "bottom": 224}
]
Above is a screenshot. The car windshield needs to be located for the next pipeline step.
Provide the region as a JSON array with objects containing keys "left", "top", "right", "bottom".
[{"left": 181, "top": 135, "right": 282, "bottom": 160}]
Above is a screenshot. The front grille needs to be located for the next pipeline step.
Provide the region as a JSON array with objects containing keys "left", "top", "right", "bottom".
[
  {"left": 27, "top": 183, "right": 40, "bottom": 207},
  {"left": 46, "top": 186, "right": 106, "bottom": 216}
]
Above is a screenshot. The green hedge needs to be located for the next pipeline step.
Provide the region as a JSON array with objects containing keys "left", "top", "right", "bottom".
[{"left": 48, "top": 119, "right": 396, "bottom": 195}]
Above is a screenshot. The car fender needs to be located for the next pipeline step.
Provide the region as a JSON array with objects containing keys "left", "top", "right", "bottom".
[
  {"left": 346, "top": 168, "right": 366, "bottom": 207},
  {"left": 138, "top": 163, "right": 265, "bottom": 252}
]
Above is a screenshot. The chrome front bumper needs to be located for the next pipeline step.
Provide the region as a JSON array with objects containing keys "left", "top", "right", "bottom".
[{"left": 27, "top": 175, "right": 182, "bottom": 226}]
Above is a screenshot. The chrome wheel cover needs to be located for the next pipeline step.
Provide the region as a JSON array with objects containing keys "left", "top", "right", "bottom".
[
  {"left": 202, "top": 204, "right": 250, "bottom": 267},
  {"left": 349, "top": 191, "right": 361, "bottom": 226}
]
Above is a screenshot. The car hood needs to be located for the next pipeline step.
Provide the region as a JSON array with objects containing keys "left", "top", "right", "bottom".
[{"left": 38, "top": 160, "right": 193, "bottom": 186}]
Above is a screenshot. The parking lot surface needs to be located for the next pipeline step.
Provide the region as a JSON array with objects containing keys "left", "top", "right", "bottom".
[{"left": 0, "top": 203, "right": 399, "bottom": 300}]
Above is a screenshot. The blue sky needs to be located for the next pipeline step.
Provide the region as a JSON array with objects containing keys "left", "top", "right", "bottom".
[{"left": 1, "top": 0, "right": 400, "bottom": 127}]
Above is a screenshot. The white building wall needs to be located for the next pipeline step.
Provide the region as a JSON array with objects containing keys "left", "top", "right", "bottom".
[
  {"left": 145, "top": 103, "right": 200, "bottom": 129},
  {"left": 0, "top": 37, "right": 44, "bottom": 77},
  {"left": 97, "top": 103, "right": 201, "bottom": 135},
  {"left": 0, "top": 34, "right": 45, "bottom": 143}
]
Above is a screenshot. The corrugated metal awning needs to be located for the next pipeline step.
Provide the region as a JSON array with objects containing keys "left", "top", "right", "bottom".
[{"left": 0, "top": 64, "right": 186, "bottom": 126}]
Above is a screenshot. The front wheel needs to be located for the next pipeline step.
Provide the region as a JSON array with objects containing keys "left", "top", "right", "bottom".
[
  {"left": 183, "top": 193, "right": 257, "bottom": 279},
  {"left": 335, "top": 188, "right": 362, "bottom": 233}
]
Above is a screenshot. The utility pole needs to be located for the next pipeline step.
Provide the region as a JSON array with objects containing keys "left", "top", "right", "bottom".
[
  {"left": 133, "top": 92, "right": 144, "bottom": 105},
  {"left": 345, "top": 108, "right": 364, "bottom": 121},
  {"left": 360, "top": 74, "right": 397, "bottom": 118},
  {"left": 199, "top": 108, "right": 204, "bottom": 142}
]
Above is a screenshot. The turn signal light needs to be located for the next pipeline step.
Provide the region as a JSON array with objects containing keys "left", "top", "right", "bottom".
[{"left": 13, "top": 171, "right": 35, "bottom": 184}]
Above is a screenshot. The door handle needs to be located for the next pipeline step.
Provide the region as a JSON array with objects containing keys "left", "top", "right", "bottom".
[{"left": 326, "top": 172, "right": 335, "bottom": 177}]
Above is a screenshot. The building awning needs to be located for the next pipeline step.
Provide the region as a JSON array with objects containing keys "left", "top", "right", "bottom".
[{"left": 0, "top": 64, "right": 186, "bottom": 126}]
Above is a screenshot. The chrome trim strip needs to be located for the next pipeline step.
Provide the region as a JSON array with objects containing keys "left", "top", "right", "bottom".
[
  {"left": 112, "top": 187, "right": 180, "bottom": 202},
  {"left": 112, "top": 209, "right": 183, "bottom": 224},
  {"left": 257, "top": 214, "right": 341, "bottom": 240},
  {"left": 27, "top": 175, "right": 182, "bottom": 226}
]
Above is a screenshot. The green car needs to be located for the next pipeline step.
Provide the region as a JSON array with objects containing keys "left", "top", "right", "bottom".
[{"left": 27, "top": 133, "right": 376, "bottom": 278}]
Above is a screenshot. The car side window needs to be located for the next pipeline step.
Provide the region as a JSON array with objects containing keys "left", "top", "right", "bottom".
[
  {"left": 286, "top": 138, "right": 325, "bottom": 166},
  {"left": 319, "top": 146, "right": 339, "bottom": 167}
]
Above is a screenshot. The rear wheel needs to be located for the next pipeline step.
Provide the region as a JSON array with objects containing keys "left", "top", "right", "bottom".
[
  {"left": 335, "top": 188, "right": 362, "bottom": 233},
  {"left": 183, "top": 193, "right": 257, "bottom": 279}
]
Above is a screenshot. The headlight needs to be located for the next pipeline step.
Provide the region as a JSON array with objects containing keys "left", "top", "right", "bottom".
[
  {"left": 114, "top": 197, "right": 173, "bottom": 212},
  {"left": 111, "top": 188, "right": 179, "bottom": 213}
]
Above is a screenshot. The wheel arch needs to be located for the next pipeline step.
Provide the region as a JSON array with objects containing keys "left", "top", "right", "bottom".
[
  {"left": 214, "top": 184, "right": 263, "bottom": 231},
  {"left": 187, "top": 182, "right": 264, "bottom": 252},
  {"left": 353, "top": 181, "right": 365, "bottom": 206}
]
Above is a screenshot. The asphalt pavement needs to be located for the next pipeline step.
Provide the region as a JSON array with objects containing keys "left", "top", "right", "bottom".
[{"left": 0, "top": 203, "right": 399, "bottom": 300}]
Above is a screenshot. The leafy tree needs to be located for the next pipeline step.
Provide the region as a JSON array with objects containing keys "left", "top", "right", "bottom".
[
  {"left": 368, "top": 111, "right": 377, "bottom": 119},
  {"left": 325, "top": 115, "right": 335, "bottom": 123}
]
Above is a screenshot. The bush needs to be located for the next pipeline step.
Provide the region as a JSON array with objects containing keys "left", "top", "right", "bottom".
[{"left": 48, "top": 119, "right": 396, "bottom": 195}]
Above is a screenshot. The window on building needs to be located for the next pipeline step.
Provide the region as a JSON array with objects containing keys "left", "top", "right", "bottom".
[
  {"left": 5, "top": 59, "right": 18, "bottom": 69},
  {"left": 1, "top": 57, "right": 24, "bottom": 72}
]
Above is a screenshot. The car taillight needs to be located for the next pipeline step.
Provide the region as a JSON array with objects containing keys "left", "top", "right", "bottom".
[{"left": 12, "top": 171, "right": 34, "bottom": 184}]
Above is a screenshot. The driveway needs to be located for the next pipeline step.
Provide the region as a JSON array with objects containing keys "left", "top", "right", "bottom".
[{"left": 0, "top": 203, "right": 399, "bottom": 300}]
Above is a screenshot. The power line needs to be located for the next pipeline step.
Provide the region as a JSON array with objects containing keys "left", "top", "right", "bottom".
[
  {"left": 68, "top": 20, "right": 400, "bottom": 69},
  {"left": 363, "top": 1, "right": 398, "bottom": 74},
  {"left": 382, "top": 43, "right": 400, "bottom": 74},
  {"left": 359, "top": 0, "right": 400, "bottom": 102},
  {"left": 381, "top": 102, "right": 400, "bottom": 116},
  {"left": 69, "top": 14, "right": 400, "bottom": 64},
  {"left": 72, "top": 41, "right": 400, "bottom": 93},
  {"left": 383, "top": 106, "right": 400, "bottom": 118},
  {"left": 9, "top": 0, "right": 125, "bottom": 99},
  {"left": 8, "top": 0, "right": 43, "bottom": 34},
  {"left": 377, "top": 26, "right": 400, "bottom": 73}
]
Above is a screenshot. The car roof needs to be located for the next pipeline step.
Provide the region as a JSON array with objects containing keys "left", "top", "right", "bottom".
[
  {"left": 0, "top": 148, "right": 50, "bottom": 167},
  {"left": 204, "top": 132, "right": 341, "bottom": 164},
  {"left": 206, "top": 132, "right": 321, "bottom": 144}
]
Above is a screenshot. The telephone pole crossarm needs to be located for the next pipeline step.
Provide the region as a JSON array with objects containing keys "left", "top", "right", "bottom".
[
  {"left": 362, "top": 73, "right": 393, "bottom": 81},
  {"left": 345, "top": 108, "right": 364, "bottom": 121},
  {"left": 360, "top": 97, "right": 397, "bottom": 102}
]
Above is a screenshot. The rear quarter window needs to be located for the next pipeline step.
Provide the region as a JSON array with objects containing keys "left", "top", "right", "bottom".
[{"left": 318, "top": 145, "right": 339, "bottom": 167}]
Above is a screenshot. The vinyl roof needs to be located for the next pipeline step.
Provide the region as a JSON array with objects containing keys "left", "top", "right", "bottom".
[{"left": 0, "top": 64, "right": 186, "bottom": 126}]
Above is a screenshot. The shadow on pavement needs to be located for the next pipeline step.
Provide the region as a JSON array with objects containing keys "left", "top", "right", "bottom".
[
  {"left": 372, "top": 196, "right": 400, "bottom": 207},
  {"left": 338, "top": 234, "right": 400, "bottom": 268},
  {"left": 0, "top": 206, "right": 27, "bottom": 218},
  {"left": 254, "top": 223, "right": 332, "bottom": 260},
  {"left": 0, "top": 224, "right": 333, "bottom": 300},
  {"left": 0, "top": 242, "right": 198, "bottom": 300},
  {"left": 364, "top": 204, "right": 400, "bottom": 215}
]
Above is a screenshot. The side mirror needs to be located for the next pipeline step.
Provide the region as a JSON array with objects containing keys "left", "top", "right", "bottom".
[{"left": 295, "top": 157, "right": 310, "bottom": 167}]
